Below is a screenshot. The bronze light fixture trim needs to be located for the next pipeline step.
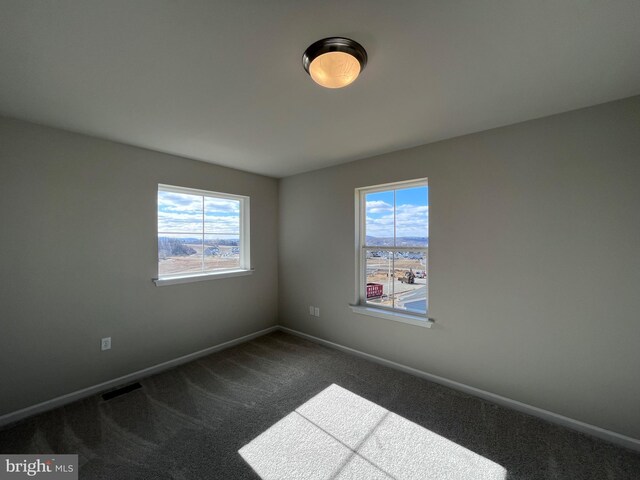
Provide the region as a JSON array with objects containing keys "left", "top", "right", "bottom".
[{"left": 302, "top": 37, "right": 368, "bottom": 88}]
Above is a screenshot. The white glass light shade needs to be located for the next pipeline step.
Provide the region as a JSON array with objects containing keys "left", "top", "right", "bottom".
[{"left": 309, "top": 51, "right": 362, "bottom": 89}]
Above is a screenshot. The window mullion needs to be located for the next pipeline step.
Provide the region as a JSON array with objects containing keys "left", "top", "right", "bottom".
[
  {"left": 391, "top": 249, "right": 396, "bottom": 309},
  {"left": 393, "top": 189, "right": 397, "bottom": 248},
  {"left": 201, "top": 196, "right": 205, "bottom": 272},
  {"left": 360, "top": 190, "right": 366, "bottom": 304}
]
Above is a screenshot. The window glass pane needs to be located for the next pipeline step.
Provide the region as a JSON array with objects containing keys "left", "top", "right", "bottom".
[
  {"left": 204, "top": 234, "right": 240, "bottom": 271},
  {"left": 365, "top": 190, "right": 394, "bottom": 245},
  {"left": 392, "top": 251, "right": 427, "bottom": 314},
  {"left": 204, "top": 197, "right": 240, "bottom": 234},
  {"left": 365, "top": 249, "right": 394, "bottom": 308},
  {"left": 359, "top": 181, "right": 428, "bottom": 315},
  {"left": 395, "top": 186, "right": 428, "bottom": 247},
  {"left": 158, "top": 191, "right": 203, "bottom": 233},
  {"left": 157, "top": 186, "right": 249, "bottom": 279},
  {"left": 158, "top": 234, "right": 203, "bottom": 276}
]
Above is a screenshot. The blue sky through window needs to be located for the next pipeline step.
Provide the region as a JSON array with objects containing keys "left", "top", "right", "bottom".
[
  {"left": 158, "top": 191, "right": 240, "bottom": 238},
  {"left": 365, "top": 186, "right": 428, "bottom": 242}
]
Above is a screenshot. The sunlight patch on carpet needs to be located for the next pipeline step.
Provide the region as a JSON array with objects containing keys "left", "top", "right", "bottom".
[{"left": 239, "top": 384, "right": 506, "bottom": 479}]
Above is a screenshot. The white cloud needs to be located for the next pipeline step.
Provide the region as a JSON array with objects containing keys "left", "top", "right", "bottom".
[
  {"left": 366, "top": 200, "right": 393, "bottom": 214},
  {"left": 158, "top": 192, "right": 240, "bottom": 234},
  {"left": 158, "top": 192, "right": 239, "bottom": 214},
  {"left": 366, "top": 204, "right": 428, "bottom": 238},
  {"left": 158, "top": 211, "right": 239, "bottom": 234},
  {"left": 205, "top": 214, "right": 240, "bottom": 234},
  {"left": 205, "top": 198, "right": 240, "bottom": 213},
  {"left": 158, "top": 192, "right": 202, "bottom": 212},
  {"left": 397, "top": 204, "right": 428, "bottom": 214}
]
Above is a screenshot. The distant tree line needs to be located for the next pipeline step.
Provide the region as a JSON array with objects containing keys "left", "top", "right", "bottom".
[
  {"left": 365, "top": 236, "right": 428, "bottom": 247},
  {"left": 158, "top": 236, "right": 240, "bottom": 259},
  {"left": 158, "top": 237, "right": 196, "bottom": 259}
]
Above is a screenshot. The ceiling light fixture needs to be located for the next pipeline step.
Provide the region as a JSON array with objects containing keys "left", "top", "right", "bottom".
[{"left": 302, "top": 37, "right": 368, "bottom": 89}]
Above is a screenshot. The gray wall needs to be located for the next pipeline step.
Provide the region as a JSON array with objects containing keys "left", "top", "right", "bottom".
[
  {"left": 0, "top": 117, "right": 279, "bottom": 416},
  {"left": 278, "top": 96, "right": 640, "bottom": 439}
]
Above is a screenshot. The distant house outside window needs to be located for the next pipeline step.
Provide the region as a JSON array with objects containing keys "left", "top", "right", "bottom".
[
  {"left": 155, "top": 184, "right": 250, "bottom": 285},
  {"left": 355, "top": 179, "right": 428, "bottom": 321}
]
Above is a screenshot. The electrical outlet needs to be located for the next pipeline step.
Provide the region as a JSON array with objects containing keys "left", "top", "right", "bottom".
[
  {"left": 101, "top": 337, "right": 111, "bottom": 351},
  {"left": 309, "top": 306, "right": 314, "bottom": 315},
  {"left": 314, "top": 307, "right": 320, "bottom": 317}
]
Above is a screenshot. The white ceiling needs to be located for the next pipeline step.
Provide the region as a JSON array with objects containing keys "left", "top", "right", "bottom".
[{"left": 1, "top": 1, "right": 639, "bottom": 178}]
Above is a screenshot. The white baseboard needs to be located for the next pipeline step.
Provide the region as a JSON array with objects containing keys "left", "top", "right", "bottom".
[
  {"left": 278, "top": 326, "right": 640, "bottom": 452},
  {"left": 0, "top": 326, "right": 279, "bottom": 428},
  {"left": 3, "top": 323, "right": 639, "bottom": 453}
]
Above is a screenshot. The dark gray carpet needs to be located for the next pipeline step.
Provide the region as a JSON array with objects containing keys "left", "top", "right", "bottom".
[{"left": 1, "top": 331, "right": 639, "bottom": 479}]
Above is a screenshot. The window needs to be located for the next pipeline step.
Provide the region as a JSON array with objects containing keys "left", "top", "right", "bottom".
[
  {"left": 155, "top": 184, "right": 250, "bottom": 285},
  {"left": 353, "top": 179, "right": 429, "bottom": 325}
]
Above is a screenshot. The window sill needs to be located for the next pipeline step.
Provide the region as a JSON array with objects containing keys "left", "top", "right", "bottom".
[
  {"left": 153, "top": 269, "right": 253, "bottom": 286},
  {"left": 349, "top": 305, "right": 433, "bottom": 328}
]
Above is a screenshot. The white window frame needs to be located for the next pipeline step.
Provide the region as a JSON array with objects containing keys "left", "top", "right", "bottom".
[
  {"left": 154, "top": 184, "right": 251, "bottom": 286},
  {"left": 351, "top": 178, "right": 433, "bottom": 327}
]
